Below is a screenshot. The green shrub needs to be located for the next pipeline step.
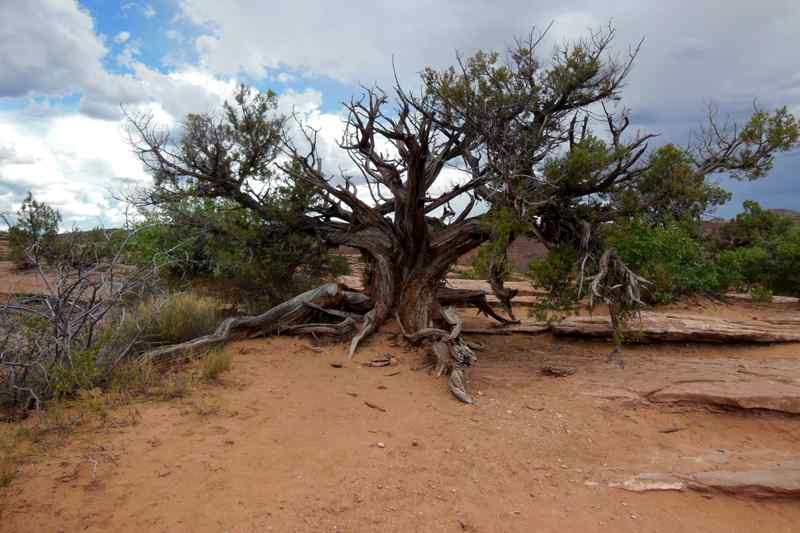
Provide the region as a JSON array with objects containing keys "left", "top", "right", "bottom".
[
  {"left": 751, "top": 286, "right": 774, "bottom": 302},
  {"left": 717, "top": 200, "right": 794, "bottom": 248},
  {"left": 129, "top": 197, "right": 350, "bottom": 313},
  {"left": 50, "top": 347, "right": 105, "bottom": 399},
  {"left": 529, "top": 245, "right": 579, "bottom": 302},
  {"left": 719, "top": 226, "right": 800, "bottom": 296},
  {"left": 6, "top": 192, "right": 61, "bottom": 269},
  {"left": 528, "top": 245, "right": 581, "bottom": 319},
  {"left": 604, "top": 219, "right": 733, "bottom": 303}
]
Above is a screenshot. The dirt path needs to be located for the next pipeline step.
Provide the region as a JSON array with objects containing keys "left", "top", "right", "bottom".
[{"left": 2, "top": 326, "right": 800, "bottom": 532}]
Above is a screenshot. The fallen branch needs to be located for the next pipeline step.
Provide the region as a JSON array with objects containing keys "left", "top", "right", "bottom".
[
  {"left": 144, "top": 283, "right": 368, "bottom": 362},
  {"left": 437, "top": 287, "right": 517, "bottom": 324}
]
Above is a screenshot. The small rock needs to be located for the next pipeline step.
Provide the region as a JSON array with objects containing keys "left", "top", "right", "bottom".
[
  {"left": 541, "top": 365, "right": 577, "bottom": 377},
  {"left": 376, "top": 442, "right": 385, "bottom": 448}
]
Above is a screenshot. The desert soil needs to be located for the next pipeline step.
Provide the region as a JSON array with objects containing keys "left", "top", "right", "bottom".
[{"left": 2, "top": 297, "right": 800, "bottom": 532}]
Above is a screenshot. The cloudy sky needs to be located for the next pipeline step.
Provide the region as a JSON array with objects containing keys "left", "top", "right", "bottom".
[{"left": 0, "top": 0, "right": 798, "bottom": 228}]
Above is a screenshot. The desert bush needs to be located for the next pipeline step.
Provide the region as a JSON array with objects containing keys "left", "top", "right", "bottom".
[
  {"left": 711, "top": 202, "right": 800, "bottom": 296},
  {"left": 202, "top": 349, "right": 232, "bottom": 382},
  {"left": 127, "top": 292, "right": 221, "bottom": 346},
  {"left": 5, "top": 192, "right": 61, "bottom": 269},
  {"left": 0, "top": 286, "right": 226, "bottom": 416},
  {"left": 107, "top": 359, "right": 159, "bottom": 396},
  {"left": 717, "top": 200, "right": 794, "bottom": 248},
  {"left": 129, "top": 195, "right": 350, "bottom": 313},
  {"left": 527, "top": 245, "right": 584, "bottom": 320},
  {"left": 604, "top": 219, "right": 734, "bottom": 303},
  {"left": 718, "top": 225, "right": 800, "bottom": 296},
  {"left": 157, "top": 373, "right": 193, "bottom": 400}
]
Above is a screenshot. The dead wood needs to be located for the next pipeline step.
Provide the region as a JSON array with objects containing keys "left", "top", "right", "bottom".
[
  {"left": 348, "top": 308, "right": 377, "bottom": 358},
  {"left": 144, "top": 283, "right": 368, "bottom": 363},
  {"left": 437, "top": 287, "right": 517, "bottom": 324},
  {"left": 397, "top": 306, "right": 477, "bottom": 404}
]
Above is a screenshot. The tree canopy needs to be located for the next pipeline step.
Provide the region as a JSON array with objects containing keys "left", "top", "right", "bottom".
[
  {"left": 127, "top": 25, "right": 799, "bottom": 349},
  {"left": 5, "top": 192, "right": 62, "bottom": 269}
]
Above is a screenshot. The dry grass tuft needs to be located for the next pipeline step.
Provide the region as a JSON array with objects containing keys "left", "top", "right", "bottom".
[{"left": 202, "top": 349, "right": 233, "bottom": 382}]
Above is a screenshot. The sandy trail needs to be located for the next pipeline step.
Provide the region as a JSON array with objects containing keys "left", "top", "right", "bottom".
[{"left": 2, "top": 322, "right": 800, "bottom": 532}]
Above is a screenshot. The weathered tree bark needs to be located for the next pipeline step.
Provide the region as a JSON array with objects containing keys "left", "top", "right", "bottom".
[
  {"left": 343, "top": 218, "right": 492, "bottom": 355},
  {"left": 487, "top": 252, "right": 519, "bottom": 322},
  {"left": 437, "top": 287, "right": 516, "bottom": 324},
  {"left": 397, "top": 306, "right": 477, "bottom": 403},
  {"left": 144, "top": 283, "right": 368, "bottom": 363}
]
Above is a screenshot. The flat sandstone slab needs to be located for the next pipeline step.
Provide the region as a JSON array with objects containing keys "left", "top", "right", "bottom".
[
  {"left": 648, "top": 380, "right": 800, "bottom": 414},
  {"left": 612, "top": 463, "right": 800, "bottom": 499},
  {"left": 551, "top": 313, "right": 800, "bottom": 343}
]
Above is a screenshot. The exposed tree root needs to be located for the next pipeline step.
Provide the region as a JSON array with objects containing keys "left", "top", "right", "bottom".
[
  {"left": 397, "top": 306, "right": 477, "bottom": 404},
  {"left": 437, "top": 287, "right": 518, "bottom": 324},
  {"left": 348, "top": 308, "right": 377, "bottom": 359}
]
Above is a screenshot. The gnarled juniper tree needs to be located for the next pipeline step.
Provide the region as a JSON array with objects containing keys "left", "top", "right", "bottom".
[{"left": 127, "top": 25, "right": 798, "bottom": 362}]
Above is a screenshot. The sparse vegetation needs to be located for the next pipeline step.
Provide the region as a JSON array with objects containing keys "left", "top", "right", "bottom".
[
  {"left": 603, "top": 219, "right": 733, "bottom": 304},
  {"left": 125, "top": 292, "right": 222, "bottom": 346},
  {"left": 714, "top": 202, "right": 800, "bottom": 296},
  {"left": 202, "top": 349, "right": 232, "bottom": 382},
  {"left": 4, "top": 192, "right": 61, "bottom": 269}
]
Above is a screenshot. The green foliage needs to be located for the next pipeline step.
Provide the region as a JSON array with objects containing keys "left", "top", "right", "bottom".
[
  {"left": 712, "top": 201, "right": 800, "bottom": 296},
  {"left": 50, "top": 347, "right": 105, "bottom": 399},
  {"left": 717, "top": 200, "right": 794, "bottom": 248},
  {"left": 725, "top": 107, "right": 800, "bottom": 181},
  {"left": 528, "top": 245, "right": 580, "bottom": 317},
  {"left": 719, "top": 223, "right": 800, "bottom": 296},
  {"left": 545, "top": 135, "right": 627, "bottom": 192},
  {"left": 473, "top": 207, "right": 527, "bottom": 278},
  {"left": 614, "top": 144, "right": 731, "bottom": 225},
  {"left": 130, "top": 195, "right": 348, "bottom": 312},
  {"left": 202, "top": 349, "right": 233, "bottom": 382},
  {"left": 750, "top": 286, "right": 774, "bottom": 303},
  {"left": 604, "top": 219, "right": 734, "bottom": 303},
  {"left": 6, "top": 192, "right": 61, "bottom": 268}
]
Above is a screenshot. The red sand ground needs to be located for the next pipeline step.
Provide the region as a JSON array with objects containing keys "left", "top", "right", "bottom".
[
  {"left": 2, "top": 311, "right": 800, "bottom": 532},
  {"left": 2, "top": 254, "right": 799, "bottom": 532}
]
